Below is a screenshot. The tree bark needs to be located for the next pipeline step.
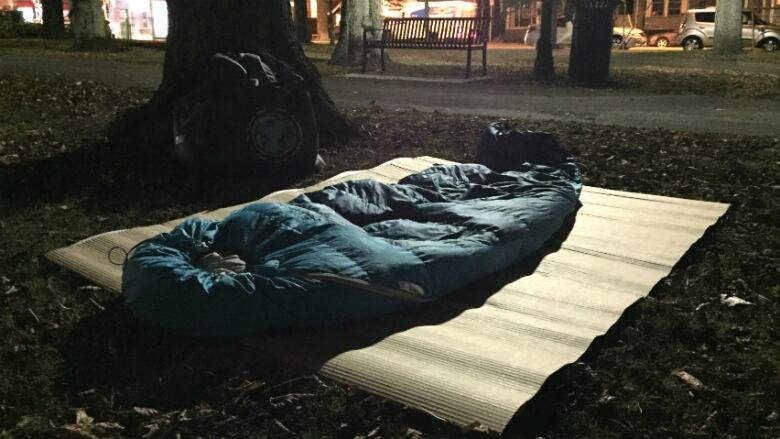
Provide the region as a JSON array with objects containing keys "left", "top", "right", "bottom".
[
  {"left": 69, "top": 0, "right": 110, "bottom": 47},
  {"left": 294, "top": 0, "right": 311, "bottom": 43},
  {"left": 714, "top": 0, "right": 743, "bottom": 54},
  {"left": 328, "top": 0, "right": 336, "bottom": 45},
  {"left": 532, "top": 0, "right": 556, "bottom": 78},
  {"left": 142, "top": 0, "right": 354, "bottom": 148},
  {"left": 330, "top": 0, "right": 382, "bottom": 65},
  {"left": 42, "top": 0, "right": 66, "bottom": 39}
]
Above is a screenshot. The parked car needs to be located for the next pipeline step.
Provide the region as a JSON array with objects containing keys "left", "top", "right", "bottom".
[
  {"left": 524, "top": 19, "right": 647, "bottom": 48},
  {"left": 648, "top": 30, "right": 680, "bottom": 47},
  {"left": 523, "top": 23, "right": 564, "bottom": 46},
  {"left": 677, "top": 7, "right": 780, "bottom": 51},
  {"left": 611, "top": 24, "right": 648, "bottom": 47}
]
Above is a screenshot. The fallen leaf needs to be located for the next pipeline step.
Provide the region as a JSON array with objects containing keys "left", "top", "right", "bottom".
[
  {"left": 672, "top": 370, "right": 704, "bottom": 390},
  {"left": 75, "top": 409, "right": 93, "bottom": 426},
  {"left": 0, "top": 154, "right": 20, "bottom": 164},
  {"left": 60, "top": 409, "right": 124, "bottom": 439},
  {"left": 131, "top": 407, "right": 160, "bottom": 418},
  {"left": 720, "top": 294, "right": 754, "bottom": 307},
  {"left": 405, "top": 428, "right": 424, "bottom": 439},
  {"left": 268, "top": 392, "right": 315, "bottom": 409},
  {"left": 461, "top": 420, "right": 490, "bottom": 433}
]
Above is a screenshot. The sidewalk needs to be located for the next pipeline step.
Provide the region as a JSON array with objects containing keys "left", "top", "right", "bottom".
[
  {"left": 2, "top": 54, "right": 778, "bottom": 137},
  {"left": 329, "top": 74, "right": 779, "bottom": 137}
]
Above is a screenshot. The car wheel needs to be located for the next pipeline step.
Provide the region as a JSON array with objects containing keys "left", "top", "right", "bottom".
[
  {"left": 612, "top": 35, "right": 623, "bottom": 48},
  {"left": 682, "top": 36, "right": 703, "bottom": 50},
  {"left": 761, "top": 37, "right": 779, "bottom": 52},
  {"left": 656, "top": 37, "right": 669, "bottom": 48}
]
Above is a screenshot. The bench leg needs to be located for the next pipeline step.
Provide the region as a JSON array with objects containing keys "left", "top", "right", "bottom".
[
  {"left": 482, "top": 45, "right": 487, "bottom": 76},
  {"left": 362, "top": 46, "right": 367, "bottom": 74},
  {"left": 381, "top": 46, "right": 385, "bottom": 72},
  {"left": 466, "top": 47, "right": 472, "bottom": 79}
]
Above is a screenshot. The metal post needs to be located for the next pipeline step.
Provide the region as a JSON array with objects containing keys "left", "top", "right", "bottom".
[
  {"left": 424, "top": 0, "right": 430, "bottom": 39},
  {"left": 148, "top": 0, "right": 155, "bottom": 40},
  {"left": 751, "top": 0, "right": 757, "bottom": 51},
  {"left": 489, "top": 0, "right": 494, "bottom": 41}
]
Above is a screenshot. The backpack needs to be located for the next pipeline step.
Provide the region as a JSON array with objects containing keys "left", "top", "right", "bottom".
[{"left": 172, "top": 51, "right": 319, "bottom": 176}]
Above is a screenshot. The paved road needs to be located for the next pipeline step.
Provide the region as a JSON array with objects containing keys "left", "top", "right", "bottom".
[{"left": 2, "top": 54, "right": 778, "bottom": 137}]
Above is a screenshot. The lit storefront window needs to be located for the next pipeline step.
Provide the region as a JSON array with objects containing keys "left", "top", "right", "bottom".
[
  {"left": 14, "top": 0, "right": 40, "bottom": 22},
  {"left": 394, "top": 1, "right": 478, "bottom": 18},
  {"left": 150, "top": 0, "right": 166, "bottom": 38},
  {"left": 106, "top": 0, "right": 167, "bottom": 40},
  {"left": 99, "top": 0, "right": 481, "bottom": 41}
]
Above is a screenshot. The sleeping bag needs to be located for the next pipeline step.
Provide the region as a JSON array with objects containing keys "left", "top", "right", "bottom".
[{"left": 123, "top": 126, "right": 582, "bottom": 336}]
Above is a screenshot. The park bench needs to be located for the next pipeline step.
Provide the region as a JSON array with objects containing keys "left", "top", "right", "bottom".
[{"left": 362, "top": 17, "right": 490, "bottom": 78}]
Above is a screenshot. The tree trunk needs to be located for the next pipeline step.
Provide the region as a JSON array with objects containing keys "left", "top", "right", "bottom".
[
  {"left": 328, "top": 0, "right": 336, "bottom": 45},
  {"left": 42, "top": 0, "right": 66, "bottom": 39},
  {"left": 294, "top": 0, "right": 311, "bottom": 43},
  {"left": 69, "top": 0, "right": 110, "bottom": 47},
  {"left": 141, "top": 0, "right": 354, "bottom": 149},
  {"left": 330, "top": 0, "right": 382, "bottom": 65},
  {"left": 714, "top": 0, "right": 742, "bottom": 54},
  {"left": 532, "top": 0, "right": 556, "bottom": 78}
]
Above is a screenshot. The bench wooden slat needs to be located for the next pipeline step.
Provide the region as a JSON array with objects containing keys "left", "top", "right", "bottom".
[
  {"left": 363, "top": 17, "right": 489, "bottom": 78},
  {"left": 377, "top": 17, "right": 490, "bottom": 48}
]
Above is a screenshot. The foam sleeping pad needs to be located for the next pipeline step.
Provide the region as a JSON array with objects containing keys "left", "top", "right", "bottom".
[{"left": 123, "top": 152, "right": 581, "bottom": 336}]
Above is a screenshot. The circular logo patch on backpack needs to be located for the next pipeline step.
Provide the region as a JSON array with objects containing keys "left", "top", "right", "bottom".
[{"left": 246, "top": 108, "right": 303, "bottom": 161}]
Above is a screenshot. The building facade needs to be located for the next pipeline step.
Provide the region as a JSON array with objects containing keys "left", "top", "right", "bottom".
[
  {"left": 503, "top": 0, "right": 778, "bottom": 38},
  {"left": 5, "top": 0, "right": 776, "bottom": 41},
  {"left": 634, "top": 0, "right": 779, "bottom": 31},
  {"left": 105, "top": 0, "right": 167, "bottom": 40}
]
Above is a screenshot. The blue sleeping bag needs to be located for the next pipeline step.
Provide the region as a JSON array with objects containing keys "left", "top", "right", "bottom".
[{"left": 123, "top": 129, "right": 582, "bottom": 336}]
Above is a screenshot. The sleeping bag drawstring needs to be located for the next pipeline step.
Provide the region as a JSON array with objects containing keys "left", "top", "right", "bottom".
[
  {"left": 107, "top": 241, "right": 146, "bottom": 266},
  {"left": 107, "top": 246, "right": 129, "bottom": 266}
]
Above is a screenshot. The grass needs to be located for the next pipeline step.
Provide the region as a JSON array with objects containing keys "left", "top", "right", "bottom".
[
  {"left": 1, "top": 37, "right": 778, "bottom": 99},
  {"left": 0, "top": 38, "right": 165, "bottom": 64},
  {"left": 1, "top": 71, "right": 779, "bottom": 438},
  {"left": 309, "top": 43, "right": 780, "bottom": 99}
]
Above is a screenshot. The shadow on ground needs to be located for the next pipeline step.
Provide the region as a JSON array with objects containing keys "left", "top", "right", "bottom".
[{"left": 0, "top": 134, "right": 305, "bottom": 218}]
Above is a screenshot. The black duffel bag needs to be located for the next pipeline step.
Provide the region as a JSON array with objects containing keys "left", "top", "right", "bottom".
[
  {"left": 475, "top": 122, "right": 565, "bottom": 172},
  {"left": 172, "top": 51, "right": 319, "bottom": 176}
]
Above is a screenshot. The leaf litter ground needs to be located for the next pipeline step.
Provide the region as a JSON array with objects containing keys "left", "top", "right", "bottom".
[{"left": 0, "top": 72, "right": 778, "bottom": 438}]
